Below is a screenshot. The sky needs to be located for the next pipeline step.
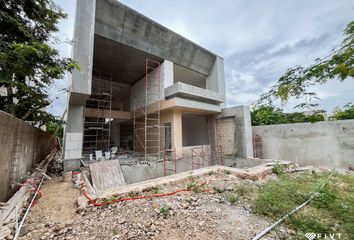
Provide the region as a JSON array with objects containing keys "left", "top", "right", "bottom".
[{"left": 49, "top": 0, "right": 354, "bottom": 116}]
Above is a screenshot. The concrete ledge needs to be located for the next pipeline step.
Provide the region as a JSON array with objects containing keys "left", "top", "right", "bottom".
[
  {"left": 165, "top": 82, "right": 223, "bottom": 103},
  {"left": 98, "top": 162, "right": 289, "bottom": 199}
]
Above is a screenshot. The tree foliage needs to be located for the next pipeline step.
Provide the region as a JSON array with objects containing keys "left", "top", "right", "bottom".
[
  {"left": 46, "top": 121, "right": 63, "bottom": 139},
  {"left": 258, "top": 21, "right": 354, "bottom": 108},
  {"left": 0, "top": 0, "right": 78, "bottom": 125},
  {"left": 333, "top": 103, "right": 354, "bottom": 120},
  {"left": 251, "top": 105, "right": 324, "bottom": 126}
]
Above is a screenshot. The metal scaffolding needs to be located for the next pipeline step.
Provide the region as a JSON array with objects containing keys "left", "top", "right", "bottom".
[
  {"left": 83, "top": 70, "right": 112, "bottom": 158},
  {"left": 163, "top": 148, "right": 176, "bottom": 176},
  {"left": 191, "top": 146, "right": 206, "bottom": 170},
  {"left": 133, "top": 59, "right": 161, "bottom": 161}
]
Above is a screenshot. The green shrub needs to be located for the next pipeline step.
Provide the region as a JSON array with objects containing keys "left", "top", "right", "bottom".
[
  {"left": 160, "top": 205, "right": 171, "bottom": 218},
  {"left": 226, "top": 193, "right": 238, "bottom": 204},
  {"left": 272, "top": 161, "right": 285, "bottom": 175}
]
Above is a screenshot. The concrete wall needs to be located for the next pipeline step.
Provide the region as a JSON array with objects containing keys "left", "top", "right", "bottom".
[
  {"left": 0, "top": 111, "right": 56, "bottom": 201},
  {"left": 121, "top": 145, "right": 211, "bottom": 184},
  {"left": 252, "top": 120, "right": 354, "bottom": 169},
  {"left": 206, "top": 57, "right": 226, "bottom": 104},
  {"left": 70, "top": 0, "right": 96, "bottom": 104},
  {"left": 220, "top": 106, "right": 254, "bottom": 158},
  {"left": 130, "top": 60, "right": 172, "bottom": 110}
]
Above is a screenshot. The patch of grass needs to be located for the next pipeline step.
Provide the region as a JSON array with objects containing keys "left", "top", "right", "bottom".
[
  {"left": 271, "top": 161, "right": 285, "bottom": 175},
  {"left": 112, "top": 228, "right": 118, "bottom": 236},
  {"left": 147, "top": 186, "right": 160, "bottom": 194},
  {"left": 186, "top": 181, "right": 203, "bottom": 193},
  {"left": 160, "top": 205, "right": 171, "bottom": 218},
  {"left": 234, "top": 184, "right": 250, "bottom": 197},
  {"left": 208, "top": 170, "right": 216, "bottom": 175},
  {"left": 224, "top": 169, "right": 231, "bottom": 175},
  {"left": 127, "top": 191, "right": 140, "bottom": 198},
  {"left": 252, "top": 172, "right": 354, "bottom": 239},
  {"left": 226, "top": 193, "right": 238, "bottom": 204},
  {"left": 186, "top": 181, "right": 197, "bottom": 190},
  {"left": 213, "top": 186, "right": 225, "bottom": 193}
]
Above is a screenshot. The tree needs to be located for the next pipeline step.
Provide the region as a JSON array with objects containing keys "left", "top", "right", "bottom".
[
  {"left": 0, "top": 0, "right": 78, "bottom": 125},
  {"left": 251, "top": 105, "right": 324, "bottom": 126},
  {"left": 258, "top": 21, "right": 354, "bottom": 108},
  {"left": 251, "top": 105, "right": 289, "bottom": 126},
  {"left": 333, "top": 103, "right": 354, "bottom": 120},
  {"left": 46, "top": 121, "right": 63, "bottom": 139}
]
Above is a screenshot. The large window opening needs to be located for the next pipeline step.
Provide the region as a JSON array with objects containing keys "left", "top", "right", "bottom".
[
  {"left": 182, "top": 113, "right": 209, "bottom": 146},
  {"left": 174, "top": 64, "right": 207, "bottom": 89}
]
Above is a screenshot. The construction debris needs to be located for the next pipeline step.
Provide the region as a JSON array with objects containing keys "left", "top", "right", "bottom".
[{"left": 0, "top": 140, "right": 62, "bottom": 240}]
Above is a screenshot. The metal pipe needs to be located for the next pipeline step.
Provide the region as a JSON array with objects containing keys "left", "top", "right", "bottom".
[
  {"left": 252, "top": 195, "right": 314, "bottom": 240},
  {"left": 252, "top": 173, "right": 333, "bottom": 240},
  {"left": 14, "top": 176, "right": 44, "bottom": 240}
]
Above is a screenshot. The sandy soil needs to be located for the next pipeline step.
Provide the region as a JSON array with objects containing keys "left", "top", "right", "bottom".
[{"left": 19, "top": 177, "right": 80, "bottom": 239}]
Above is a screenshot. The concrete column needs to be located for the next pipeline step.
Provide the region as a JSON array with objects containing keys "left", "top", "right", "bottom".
[
  {"left": 221, "top": 106, "right": 253, "bottom": 158},
  {"left": 162, "top": 60, "right": 174, "bottom": 89},
  {"left": 69, "top": 0, "right": 96, "bottom": 104},
  {"left": 172, "top": 109, "right": 183, "bottom": 157},
  {"left": 64, "top": 105, "right": 85, "bottom": 159}
]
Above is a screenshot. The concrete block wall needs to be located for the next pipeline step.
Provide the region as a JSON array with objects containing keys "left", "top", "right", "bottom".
[
  {"left": 0, "top": 111, "right": 56, "bottom": 201},
  {"left": 219, "top": 106, "right": 254, "bottom": 159},
  {"left": 219, "top": 117, "right": 236, "bottom": 156},
  {"left": 252, "top": 119, "right": 354, "bottom": 170}
]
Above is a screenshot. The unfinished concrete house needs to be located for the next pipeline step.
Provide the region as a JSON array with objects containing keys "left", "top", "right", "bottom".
[{"left": 64, "top": 0, "right": 253, "bottom": 182}]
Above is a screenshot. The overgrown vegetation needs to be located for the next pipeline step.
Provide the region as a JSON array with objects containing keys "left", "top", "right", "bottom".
[
  {"left": 253, "top": 172, "right": 354, "bottom": 239},
  {"left": 332, "top": 103, "right": 354, "bottom": 120},
  {"left": 251, "top": 105, "right": 324, "bottom": 126},
  {"left": 271, "top": 161, "right": 285, "bottom": 175}
]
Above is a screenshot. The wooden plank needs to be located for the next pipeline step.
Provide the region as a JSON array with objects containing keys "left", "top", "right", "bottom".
[{"left": 0, "top": 185, "right": 27, "bottom": 227}]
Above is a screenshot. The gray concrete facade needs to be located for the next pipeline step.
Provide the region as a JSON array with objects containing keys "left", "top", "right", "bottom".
[{"left": 64, "top": 0, "right": 241, "bottom": 162}]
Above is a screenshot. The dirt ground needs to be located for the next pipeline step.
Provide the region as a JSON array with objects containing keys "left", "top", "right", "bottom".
[
  {"left": 19, "top": 177, "right": 80, "bottom": 240},
  {"left": 19, "top": 172, "right": 290, "bottom": 240}
]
